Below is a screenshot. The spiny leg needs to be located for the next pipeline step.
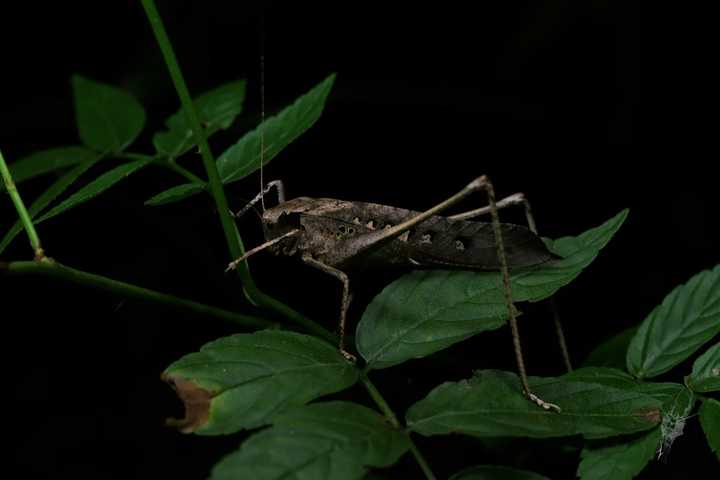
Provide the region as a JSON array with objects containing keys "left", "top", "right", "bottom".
[
  {"left": 301, "top": 255, "right": 355, "bottom": 362},
  {"left": 342, "top": 175, "right": 559, "bottom": 409},
  {"left": 474, "top": 177, "right": 560, "bottom": 411},
  {"left": 449, "top": 192, "right": 572, "bottom": 373},
  {"left": 226, "top": 229, "right": 301, "bottom": 272},
  {"left": 232, "top": 179, "right": 286, "bottom": 219}
]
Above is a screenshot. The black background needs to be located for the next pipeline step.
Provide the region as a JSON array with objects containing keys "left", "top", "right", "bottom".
[{"left": 1, "top": 1, "right": 717, "bottom": 479}]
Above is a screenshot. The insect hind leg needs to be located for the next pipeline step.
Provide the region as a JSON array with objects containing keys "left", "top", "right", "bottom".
[
  {"left": 449, "top": 190, "right": 572, "bottom": 373},
  {"left": 462, "top": 176, "right": 561, "bottom": 411}
]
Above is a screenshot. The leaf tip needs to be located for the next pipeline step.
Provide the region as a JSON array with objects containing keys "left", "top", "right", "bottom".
[{"left": 162, "top": 373, "right": 213, "bottom": 433}]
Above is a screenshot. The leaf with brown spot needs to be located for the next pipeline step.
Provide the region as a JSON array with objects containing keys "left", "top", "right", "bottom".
[
  {"left": 163, "top": 330, "right": 359, "bottom": 435},
  {"left": 163, "top": 376, "right": 213, "bottom": 433},
  {"left": 406, "top": 368, "right": 662, "bottom": 440}
]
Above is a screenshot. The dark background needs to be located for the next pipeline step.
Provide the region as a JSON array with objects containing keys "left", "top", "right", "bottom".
[{"left": 1, "top": 1, "right": 717, "bottom": 479}]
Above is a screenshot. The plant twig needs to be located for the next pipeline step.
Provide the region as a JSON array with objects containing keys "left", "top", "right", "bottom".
[
  {"left": 140, "top": 0, "right": 332, "bottom": 343},
  {"left": 1, "top": 260, "right": 272, "bottom": 328},
  {"left": 119, "top": 152, "right": 206, "bottom": 185},
  {"left": 139, "top": 5, "right": 434, "bottom": 476},
  {"left": 0, "top": 149, "right": 45, "bottom": 260},
  {"left": 360, "top": 375, "right": 437, "bottom": 480}
]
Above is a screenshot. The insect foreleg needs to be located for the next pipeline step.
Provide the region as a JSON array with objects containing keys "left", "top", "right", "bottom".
[
  {"left": 232, "top": 180, "right": 286, "bottom": 219},
  {"left": 301, "top": 255, "right": 355, "bottom": 361},
  {"left": 226, "top": 229, "right": 300, "bottom": 272}
]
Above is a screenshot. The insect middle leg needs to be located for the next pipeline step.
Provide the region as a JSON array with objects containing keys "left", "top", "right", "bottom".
[
  {"left": 449, "top": 192, "right": 573, "bottom": 373},
  {"left": 300, "top": 254, "right": 356, "bottom": 361}
]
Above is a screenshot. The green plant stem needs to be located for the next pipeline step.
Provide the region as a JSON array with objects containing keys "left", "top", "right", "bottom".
[
  {"left": 0, "top": 149, "right": 45, "bottom": 260},
  {"left": 361, "top": 375, "right": 437, "bottom": 480},
  {"left": 140, "top": 0, "right": 332, "bottom": 343},
  {"left": 1, "top": 260, "right": 272, "bottom": 328},
  {"left": 139, "top": 5, "right": 432, "bottom": 476},
  {"left": 164, "top": 160, "right": 205, "bottom": 184},
  {"left": 119, "top": 152, "right": 205, "bottom": 184},
  {"left": 140, "top": 1, "right": 248, "bottom": 279}
]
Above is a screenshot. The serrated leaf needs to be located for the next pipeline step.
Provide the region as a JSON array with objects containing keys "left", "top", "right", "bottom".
[
  {"left": 210, "top": 402, "right": 408, "bottom": 480},
  {"left": 450, "top": 465, "right": 550, "bottom": 480},
  {"left": 72, "top": 75, "right": 145, "bottom": 152},
  {"left": 577, "top": 429, "right": 661, "bottom": 480},
  {"left": 153, "top": 80, "right": 246, "bottom": 157},
  {"left": 217, "top": 74, "right": 335, "bottom": 185},
  {"left": 406, "top": 368, "right": 661, "bottom": 440},
  {"left": 627, "top": 266, "right": 720, "bottom": 379},
  {"left": 0, "top": 146, "right": 96, "bottom": 192},
  {"left": 583, "top": 327, "right": 638, "bottom": 370},
  {"left": 163, "top": 331, "right": 359, "bottom": 435},
  {"left": 699, "top": 398, "right": 719, "bottom": 459},
  {"left": 0, "top": 155, "right": 102, "bottom": 254},
  {"left": 144, "top": 182, "right": 205, "bottom": 206},
  {"left": 686, "top": 343, "right": 720, "bottom": 392},
  {"left": 33, "top": 159, "right": 150, "bottom": 224},
  {"left": 357, "top": 210, "right": 628, "bottom": 369}
]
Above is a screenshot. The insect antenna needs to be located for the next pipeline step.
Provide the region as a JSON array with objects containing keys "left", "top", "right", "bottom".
[{"left": 258, "top": 11, "right": 267, "bottom": 212}]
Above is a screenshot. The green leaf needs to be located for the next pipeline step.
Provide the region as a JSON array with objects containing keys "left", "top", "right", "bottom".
[
  {"left": 153, "top": 80, "right": 246, "bottom": 157},
  {"left": 163, "top": 331, "right": 359, "bottom": 435},
  {"left": 583, "top": 327, "right": 638, "bottom": 370},
  {"left": 0, "top": 146, "right": 96, "bottom": 192},
  {"left": 72, "top": 75, "right": 146, "bottom": 152},
  {"left": 450, "top": 465, "right": 550, "bottom": 480},
  {"left": 577, "top": 429, "right": 661, "bottom": 480},
  {"left": 626, "top": 266, "right": 720, "bottom": 379},
  {"left": 144, "top": 182, "right": 205, "bottom": 206},
  {"left": 406, "top": 368, "right": 661, "bottom": 440},
  {"left": 357, "top": 210, "right": 628, "bottom": 369},
  {"left": 699, "top": 398, "right": 720, "bottom": 459},
  {"left": 686, "top": 343, "right": 720, "bottom": 392},
  {"left": 210, "top": 401, "right": 410, "bottom": 480},
  {"left": 33, "top": 159, "right": 150, "bottom": 224},
  {"left": 0, "top": 155, "right": 102, "bottom": 254},
  {"left": 217, "top": 74, "right": 336, "bottom": 185}
]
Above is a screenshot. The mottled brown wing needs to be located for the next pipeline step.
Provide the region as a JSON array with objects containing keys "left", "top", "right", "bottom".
[
  {"left": 296, "top": 203, "right": 556, "bottom": 271},
  {"left": 400, "top": 215, "right": 557, "bottom": 270}
]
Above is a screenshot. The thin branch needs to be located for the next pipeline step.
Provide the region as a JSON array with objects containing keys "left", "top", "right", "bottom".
[
  {"left": 1, "top": 260, "right": 272, "bottom": 329},
  {"left": 0, "top": 149, "right": 45, "bottom": 260},
  {"left": 360, "top": 375, "right": 437, "bottom": 480},
  {"left": 139, "top": 0, "right": 332, "bottom": 342}
]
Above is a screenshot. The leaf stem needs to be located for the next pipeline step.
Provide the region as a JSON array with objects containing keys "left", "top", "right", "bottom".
[
  {"left": 360, "top": 375, "right": 437, "bottom": 480},
  {"left": 0, "top": 149, "right": 45, "bottom": 260},
  {"left": 140, "top": 0, "right": 331, "bottom": 341},
  {"left": 1, "top": 260, "right": 272, "bottom": 328},
  {"left": 119, "top": 152, "right": 206, "bottom": 185}
]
